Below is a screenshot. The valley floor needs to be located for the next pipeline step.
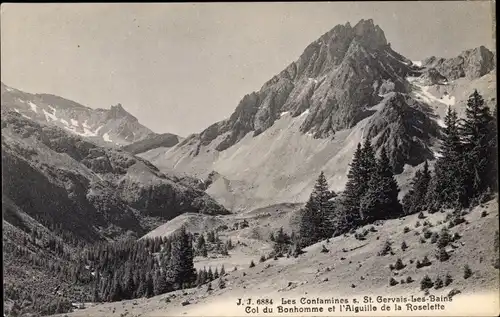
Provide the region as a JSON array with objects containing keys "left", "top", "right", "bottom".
[{"left": 54, "top": 199, "right": 499, "bottom": 317}]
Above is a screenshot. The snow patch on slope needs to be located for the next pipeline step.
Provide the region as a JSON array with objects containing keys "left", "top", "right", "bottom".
[
  {"left": 408, "top": 76, "right": 456, "bottom": 106},
  {"left": 103, "top": 132, "right": 112, "bottom": 143},
  {"left": 42, "top": 109, "right": 57, "bottom": 121},
  {"left": 412, "top": 61, "right": 422, "bottom": 67},
  {"left": 94, "top": 125, "right": 104, "bottom": 134},
  {"left": 28, "top": 101, "right": 38, "bottom": 113},
  {"left": 71, "top": 119, "right": 79, "bottom": 126}
]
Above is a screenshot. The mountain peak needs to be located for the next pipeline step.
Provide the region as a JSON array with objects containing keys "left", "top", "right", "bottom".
[
  {"left": 353, "top": 18, "right": 387, "bottom": 48},
  {"left": 108, "top": 103, "right": 137, "bottom": 120}
]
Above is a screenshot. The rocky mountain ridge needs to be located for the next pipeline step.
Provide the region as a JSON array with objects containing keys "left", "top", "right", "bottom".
[
  {"left": 0, "top": 82, "right": 180, "bottom": 148},
  {"left": 138, "top": 19, "right": 496, "bottom": 212},
  {"left": 1, "top": 111, "right": 228, "bottom": 243}
]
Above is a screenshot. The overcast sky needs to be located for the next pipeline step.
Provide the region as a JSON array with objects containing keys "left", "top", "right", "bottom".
[{"left": 1, "top": 2, "right": 495, "bottom": 136}]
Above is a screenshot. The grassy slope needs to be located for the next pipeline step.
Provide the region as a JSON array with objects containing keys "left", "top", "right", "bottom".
[{"left": 55, "top": 198, "right": 499, "bottom": 317}]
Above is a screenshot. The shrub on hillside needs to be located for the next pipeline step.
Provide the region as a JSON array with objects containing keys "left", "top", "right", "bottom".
[
  {"left": 420, "top": 275, "right": 433, "bottom": 290},
  {"left": 378, "top": 240, "right": 392, "bottom": 256},
  {"left": 423, "top": 230, "right": 433, "bottom": 239},
  {"left": 444, "top": 273, "right": 453, "bottom": 286},
  {"left": 430, "top": 232, "right": 439, "bottom": 244},
  {"left": 448, "top": 288, "right": 461, "bottom": 298},
  {"left": 437, "top": 228, "right": 451, "bottom": 248},
  {"left": 463, "top": 265, "right": 472, "bottom": 279},
  {"left": 452, "top": 232, "right": 461, "bottom": 242},
  {"left": 249, "top": 260, "right": 255, "bottom": 268},
  {"left": 389, "top": 277, "right": 398, "bottom": 286},
  {"left": 406, "top": 276, "right": 413, "bottom": 283},
  {"left": 259, "top": 255, "right": 266, "bottom": 263},
  {"left": 394, "top": 258, "right": 405, "bottom": 270},
  {"left": 434, "top": 276, "right": 444, "bottom": 289},
  {"left": 481, "top": 211, "right": 488, "bottom": 217},
  {"left": 422, "top": 255, "right": 432, "bottom": 266},
  {"left": 418, "top": 212, "right": 426, "bottom": 219},
  {"left": 403, "top": 226, "right": 410, "bottom": 234},
  {"left": 401, "top": 241, "right": 408, "bottom": 251},
  {"left": 320, "top": 245, "right": 329, "bottom": 253},
  {"left": 416, "top": 256, "right": 432, "bottom": 268},
  {"left": 436, "top": 248, "right": 450, "bottom": 262},
  {"left": 415, "top": 221, "right": 421, "bottom": 228}
]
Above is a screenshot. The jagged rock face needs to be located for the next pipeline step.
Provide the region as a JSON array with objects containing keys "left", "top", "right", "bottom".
[
  {"left": 423, "top": 46, "right": 495, "bottom": 81},
  {"left": 0, "top": 83, "right": 157, "bottom": 146},
  {"left": 1, "top": 112, "right": 228, "bottom": 242},
  {"left": 419, "top": 68, "right": 448, "bottom": 85},
  {"left": 366, "top": 93, "right": 439, "bottom": 173},
  {"left": 195, "top": 19, "right": 414, "bottom": 151}
]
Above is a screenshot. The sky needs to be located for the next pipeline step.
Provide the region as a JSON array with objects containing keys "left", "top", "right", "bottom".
[{"left": 1, "top": 2, "right": 495, "bottom": 136}]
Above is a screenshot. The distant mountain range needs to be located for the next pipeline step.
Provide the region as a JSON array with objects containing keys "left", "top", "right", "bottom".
[{"left": 0, "top": 82, "right": 182, "bottom": 148}]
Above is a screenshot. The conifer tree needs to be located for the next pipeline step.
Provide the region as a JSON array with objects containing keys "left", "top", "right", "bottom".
[
  {"left": 460, "top": 90, "right": 495, "bottom": 203},
  {"left": 340, "top": 143, "right": 364, "bottom": 227},
  {"left": 207, "top": 267, "right": 214, "bottom": 281},
  {"left": 167, "top": 227, "right": 196, "bottom": 289},
  {"left": 124, "top": 269, "right": 135, "bottom": 300},
  {"left": 427, "top": 107, "right": 464, "bottom": 209},
  {"left": 299, "top": 171, "right": 335, "bottom": 246},
  {"left": 144, "top": 273, "right": 154, "bottom": 298},
  {"left": 110, "top": 272, "right": 123, "bottom": 302},
  {"left": 360, "top": 147, "right": 402, "bottom": 222},
  {"left": 136, "top": 272, "right": 147, "bottom": 298},
  {"left": 220, "top": 265, "right": 225, "bottom": 276}
]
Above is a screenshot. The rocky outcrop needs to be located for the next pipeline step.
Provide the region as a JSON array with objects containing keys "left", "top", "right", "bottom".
[
  {"left": 423, "top": 46, "right": 495, "bottom": 81},
  {"left": 365, "top": 93, "right": 439, "bottom": 173},
  {"left": 1, "top": 111, "right": 228, "bottom": 242}
]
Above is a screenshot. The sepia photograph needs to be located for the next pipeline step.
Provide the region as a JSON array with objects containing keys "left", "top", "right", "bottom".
[{"left": 1, "top": 2, "right": 498, "bottom": 316}]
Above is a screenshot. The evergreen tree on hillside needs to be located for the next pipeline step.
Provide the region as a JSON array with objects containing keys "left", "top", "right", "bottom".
[
  {"left": 360, "top": 147, "right": 402, "bottom": 222},
  {"left": 341, "top": 143, "right": 364, "bottom": 226},
  {"left": 299, "top": 171, "right": 336, "bottom": 247},
  {"left": 144, "top": 272, "right": 154, "bottom": 298},
  {"left": 426, "top": 107, "right": 464, "bottom": 209},
  {"left": 361, "top": 137, "right": 377, "bottom": 178},
  {"left": 110, "top": 272, "right": 124, "bottom": 302},
  {"left": 123, "top": 268, "right": 136, "bottom": 300},
  {"left": 154, "top": 268, "right": 171, "bottom": 296},
  {"left": 402, "top": 160, "right": 431, "bottom": 215},
  {"left": 167, "top": 227, "right": 196, "bottom": 289},
  {"left": 460, "top": 90, "right": 496, "bottom": 203}
]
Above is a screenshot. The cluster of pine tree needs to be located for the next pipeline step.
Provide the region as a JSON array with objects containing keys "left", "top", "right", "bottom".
[
  {"left": 338, "top": 139, "right": 402, "bottom": 234},
  {"left": 194, "top": 265, "right": 225, "bottom": 287},
  {"left": 406, "top": 90, "right": 497, "bottom": 212},
  {"left": 83, "top": 227, "right": 196, "bottom": 303},
  {"left": 269, "top": 227, "right": 303, "bottom": 257},
  {"left": 194, "top": 230, "right": 233, "bottom": 257}
]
